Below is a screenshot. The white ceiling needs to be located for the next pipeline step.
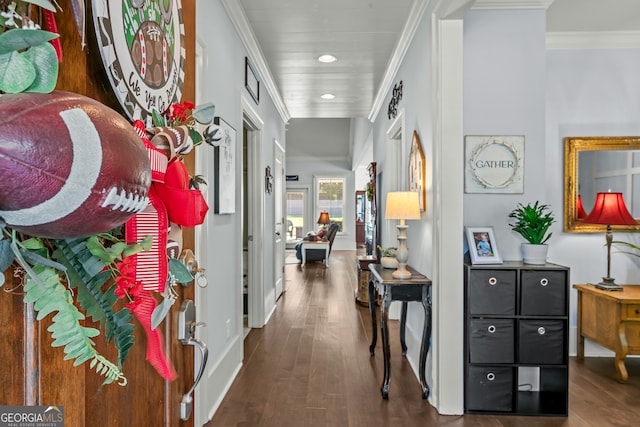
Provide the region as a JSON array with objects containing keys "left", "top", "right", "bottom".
[
  {"left": 230, "top": 0, "right": 640, "bottom": 161},
  {"left": 239, "top": 0, "right": 414, "bottom": 120}
]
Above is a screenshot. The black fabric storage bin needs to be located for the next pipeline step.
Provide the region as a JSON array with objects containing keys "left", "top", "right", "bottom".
[
  {"left": 466, "top": 366, "right": 513, "bottom": 412},
  {"left": 469, "top": 318, "right": 514, "bottom": 363},
  {"left": 519, "top": 320, "right": 565, "bottom": 364},
  {"left": 468, "top": 270, "right": 516, "bottom": 315},
  {"left": 520, "top": 270, "right": 567, "bottom": 316}
]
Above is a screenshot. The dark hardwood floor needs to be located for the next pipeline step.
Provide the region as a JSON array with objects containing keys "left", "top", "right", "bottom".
[{"left": 205, "top": 251, "right": 640, "bottom": 427}]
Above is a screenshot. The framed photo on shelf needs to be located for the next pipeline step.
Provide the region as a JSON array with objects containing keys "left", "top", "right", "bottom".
[
  {"left": 465, "top": 226, "right": 503, "bottom": 265},
  {"left": 245, "top": 57, "right": 259, "bottom": 104}
]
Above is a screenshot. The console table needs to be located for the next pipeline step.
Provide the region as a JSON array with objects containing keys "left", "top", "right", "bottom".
[
  {"left": 300, "top": 241, "right": 330, "bottom": 267},
  {"left": 368, "top": 263, "right": 432, "bottom": 399},
  {"left": 574, "top": 284, "right": 640, "bottom": 382}
]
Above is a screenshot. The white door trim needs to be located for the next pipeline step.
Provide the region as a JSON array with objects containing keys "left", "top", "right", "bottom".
[
  {"left": 429, "top": 0, "right": 472, "bottom": 414},
  {"left": 242, "top": 96, "right": 266, "bottom": 328},
  {"left": 274, "top": 141, "right": 285, "bottom": 299}
]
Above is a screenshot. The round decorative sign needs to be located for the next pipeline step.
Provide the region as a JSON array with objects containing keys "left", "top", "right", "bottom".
[
  {"left": 464, "top": 135, "right": 524, "bottom": 194},
  {"left": 92, "top": 0, "right": 185, "bottom": 124}
]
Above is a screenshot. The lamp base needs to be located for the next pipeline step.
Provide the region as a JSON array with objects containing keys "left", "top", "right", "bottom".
[
  {"left": 595, "top": 277, "right": 623, "bottom": 291},
  {"left": 392, "top": 268, "right": 412, "bottom": 279},
  {"left": 392, "top": 262, "right": 412, "bottom": 279}
]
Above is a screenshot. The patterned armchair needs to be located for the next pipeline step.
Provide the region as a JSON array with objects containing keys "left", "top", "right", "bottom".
[{"left": 295, "top": 222, "right": 339, "bottom": 264}]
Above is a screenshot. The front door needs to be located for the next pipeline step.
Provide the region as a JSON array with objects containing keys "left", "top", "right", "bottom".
[
  {"left": 274, "top": 142, "right": 286, "bottom": 300},
  {"left": 0, "top": 1, "right": 197, "bottom": 426}
]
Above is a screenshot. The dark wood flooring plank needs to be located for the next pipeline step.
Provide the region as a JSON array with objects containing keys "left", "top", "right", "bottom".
[{"left": 206, "top": 251, "right": 640, "bottom": 427}]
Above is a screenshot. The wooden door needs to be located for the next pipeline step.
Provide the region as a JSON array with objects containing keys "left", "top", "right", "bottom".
[{"left": 0, "top": 1, "right": 196, "bottom": 425}]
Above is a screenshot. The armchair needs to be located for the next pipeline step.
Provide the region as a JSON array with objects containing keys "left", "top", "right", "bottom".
[{"left": 295, "top": 223, "right": 339, "bottom": 265}]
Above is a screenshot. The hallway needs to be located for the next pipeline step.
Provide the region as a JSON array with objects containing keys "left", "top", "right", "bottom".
[{"left": 206, "top": 251, "right": 640, "bottom": 427}]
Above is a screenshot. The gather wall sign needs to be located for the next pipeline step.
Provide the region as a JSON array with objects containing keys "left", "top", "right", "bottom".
[{"left": 464, "top": 135, "right": 524, "bottom": 194}]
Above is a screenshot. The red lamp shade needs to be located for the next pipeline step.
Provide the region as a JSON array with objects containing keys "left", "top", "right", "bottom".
[
  {"left": 583, "top": 192, "right": 637, "bottom": 226},
  {"left": 576, "top": 194, "right": 588, "bottom": 219}
]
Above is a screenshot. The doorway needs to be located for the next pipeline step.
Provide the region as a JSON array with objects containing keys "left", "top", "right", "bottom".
[{"left": 285, "top": 188, "right": 307, "bottom": 249}]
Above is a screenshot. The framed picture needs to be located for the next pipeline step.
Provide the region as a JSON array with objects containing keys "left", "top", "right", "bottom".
[
  {"left": 214, "top": 116, "right": 236, "bottom": 214},
  {"left": 465, "top": 226, "right": 503, "bottom": 265},
  {"left": 409, "top": 130, "right": 426, "bottom": 211},
  {"left": 245, "top": 57, "right": 259, "bottom": 104},
  {"left": 465, "top": 135, "right": 524, "bottom": 194}
]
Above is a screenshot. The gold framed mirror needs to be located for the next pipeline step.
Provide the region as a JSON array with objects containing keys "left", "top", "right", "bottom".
[{"left": 564, "top": 136, "right": 640, "bottom": 232}]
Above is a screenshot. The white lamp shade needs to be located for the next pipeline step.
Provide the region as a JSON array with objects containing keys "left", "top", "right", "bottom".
[{"left": 385, "top": 191, "right": 421, "bottom": 220}]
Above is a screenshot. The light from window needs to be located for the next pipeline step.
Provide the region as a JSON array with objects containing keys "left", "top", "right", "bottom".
[
  {"left": 318, "top": 178, "right": 344, "bottom": 231},
  {"left": 286, "top": 191, "right": 305, "bottom": 240}
]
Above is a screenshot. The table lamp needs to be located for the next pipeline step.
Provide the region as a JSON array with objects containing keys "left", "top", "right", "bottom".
[
  {"left": 317, "top": 211, "right": 330, "bottom": 241},
  {"left": 385, "top": 191, "right": 421, "bottom": 279},
  {"left": 583, "top": 191, "right": 638, "bottom": 291}
]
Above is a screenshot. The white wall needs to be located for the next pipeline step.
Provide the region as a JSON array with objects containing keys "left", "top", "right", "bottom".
[
  {"left": 285, "top": 158, "right": 356, "bottom": 251},
  {"left": 546, "top": 46, "right": 640, "bottom": 353},
  {"left": 463, "top": 9, "right": 548, "bottom": 258},
  {"left": 351, "top": 117, "right": 374, "bottom": 170},
  {"left": 195, "top": 0, "right": 286, "bottom": 422}
]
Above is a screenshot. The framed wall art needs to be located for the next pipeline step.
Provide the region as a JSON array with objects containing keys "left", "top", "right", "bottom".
[
  {"left": 409, "top": 130, "right": 426, "bottom": 212},
  {"left": 465, "top": 226, "right": 503, "bottom": 265},
  {"left": 214, "top": 116, "right": 236, "bottom": 214},
  {"left": 245, "top": 57, "right": 260, "bottom": 104},
  {"left": 465, "top": 135, "right": 524, "bottom": 194}
]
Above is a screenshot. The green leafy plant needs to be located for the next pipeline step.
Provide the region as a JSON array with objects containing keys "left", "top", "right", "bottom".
[
  {"left": 2, "top": 229, "right": 153, "bottom": 385},
  {"left": 508, "top": 201, "right": 555, "bottom": 244},
  {"left": 377, "top": 245, "right": 396, "bottom": 257},
  {"left": 0, "top": 0, "right": 60, "bottom": 93},
  {"left": 612, "top": 240, "right": 640, "bottom": 261},
  {"left": 151, "top": 100, "right": 220, "bottom": 147}
]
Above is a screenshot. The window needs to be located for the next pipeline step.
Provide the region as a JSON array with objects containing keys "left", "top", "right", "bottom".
[
  {"left": 315, "top": 177, "right": 345, "bottom": 232},
  {"left": 286, "top": 190, "right": 306, "bottom": 241}
]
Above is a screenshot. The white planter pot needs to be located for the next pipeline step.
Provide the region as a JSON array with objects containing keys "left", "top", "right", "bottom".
[
  {"left": 521, "top": 243, "right": 548, "bottom": 265},
  {"left": 381, "top": 256, "right": 398, "bottom": 269}
]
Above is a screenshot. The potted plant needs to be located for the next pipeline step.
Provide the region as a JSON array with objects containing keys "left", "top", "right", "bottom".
[
  {"left": 508, "top": 201, "right": 555, "bottom": 264},
  {"left": 377, "top": 245, "right": 398, "bottom": 269}
]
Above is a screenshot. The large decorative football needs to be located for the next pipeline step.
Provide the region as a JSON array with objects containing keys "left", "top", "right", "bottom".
[{"left": 0, "top": 91, "right": 151, "bottom": 239}]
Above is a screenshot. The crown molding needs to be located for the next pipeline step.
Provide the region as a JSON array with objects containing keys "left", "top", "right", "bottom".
[
  {"left": 368, "top": 0, "right": 429, "bottom": 122},
  {"left": 472, "top": 0, "right": 555, "bottom": 9},
  {"left": 221, "top": 0, "right": 291, "bottom": 123},
  {"left": 546, "top": 31, "right": 640, "bottom": 50}
]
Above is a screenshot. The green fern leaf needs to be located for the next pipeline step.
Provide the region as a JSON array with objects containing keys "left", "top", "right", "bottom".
[
  {"left": 53, "top": 239, "right": 135, "bottom": 368},
  {"left": 23, "top": 265, "right": 125, "bottom": 385}
]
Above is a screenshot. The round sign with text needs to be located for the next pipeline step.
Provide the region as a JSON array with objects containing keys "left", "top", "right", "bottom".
[
  {"left": 464, "top": 135, "right": 525, "bottom": 193},
  {"left": 92, "top": 0, "right": 185, "bottom": 124}
]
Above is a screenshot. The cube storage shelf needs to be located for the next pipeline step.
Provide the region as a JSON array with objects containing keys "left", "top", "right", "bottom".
[{"left": 464, "top": 261, "right": 569, "bottom": 416}]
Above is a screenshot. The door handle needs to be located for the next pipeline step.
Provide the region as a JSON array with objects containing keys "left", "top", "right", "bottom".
[{"left": 178, "top": 300, "right": 209, "bottom": 421}]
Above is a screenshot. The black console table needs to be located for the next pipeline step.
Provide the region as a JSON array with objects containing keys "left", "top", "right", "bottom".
[{"left": 368, "top": 263, "right": 432, "bottom": 399}]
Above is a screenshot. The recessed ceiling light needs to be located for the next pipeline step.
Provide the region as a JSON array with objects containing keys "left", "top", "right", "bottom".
[
  {"left": 318, "top": 54, "right": 337, "bottom": 63},
  {"left": 320, "top": 93, "right": 335, "bottom": 100}
]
